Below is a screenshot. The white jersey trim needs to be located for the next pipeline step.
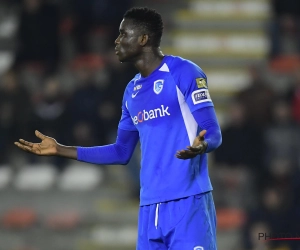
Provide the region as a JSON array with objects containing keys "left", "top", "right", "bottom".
[
  {"left": 176, "top": 86, "right": 198, "bottom": 145},
  {"left": 159, "top": 63, "right": 170, "bottom": 72}
]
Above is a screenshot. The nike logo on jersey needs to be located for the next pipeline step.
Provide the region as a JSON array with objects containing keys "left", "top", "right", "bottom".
[
  {"left": 132, "top": 83, "right": 142, "bottom": 98},
  {"left": 132, "top": 91, "right": 139, "bottom": 98}
]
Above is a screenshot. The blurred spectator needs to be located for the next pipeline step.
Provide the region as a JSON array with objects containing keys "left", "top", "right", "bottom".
[
  {"left": 28, "top": 76, "right": 67, "bottom": 139},
  {"left": 287, "top": 68, "right": 300, "bottom": 122},
  {"left": 211, "top": 165, "right": 255, "bottom": 209},
  {"left": 14, "top": 0, "right": 61, "bottom": 73},
  {"left": 213, "top": 100, "right": 260, "bottom": 209},
  {"left": 214, "top": 99, "right": 263, "bottom": 169},
  {"left": 0, "top": 70, "right": 31, "bottom": 164},
  {"left": 236, "top": 66, "right": 275, "bottom": 129},
  {"left": 71, "top": 121, "right": 99, "bottom": 147},
  {"left": 244, "top": 221, "right": 271, "bottom": 250},
  {"left": 64, "top": 62, "right": 106, "bottom": 145},
  {"left": 246, "top": 99, "right": 300, "bottom": 250},
  {"left": 69, "top": 0, "right": 133, "bottom": 54},
  {"left": 27, "top": 76, "right": 68, "bottom": 169},
  {"left": 243, "top": 185, "right": 295, "bottom": 250},
  {"left": 262, "top": 99, "right": 300, "bottom": 175},
  {"left": 269, "top": 0, "right": 300, "bottom": 58}
]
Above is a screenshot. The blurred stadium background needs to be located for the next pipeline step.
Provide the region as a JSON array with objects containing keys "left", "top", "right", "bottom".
[{"left": 0, "top": 0, "right": 300, "bottom": 249}]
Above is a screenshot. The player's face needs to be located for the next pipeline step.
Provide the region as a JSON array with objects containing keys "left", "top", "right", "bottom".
[{"left": 115, "top": 19, "right": 143, "bottom": 62}]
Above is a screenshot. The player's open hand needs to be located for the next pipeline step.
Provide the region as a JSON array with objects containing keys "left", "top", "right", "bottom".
[
  {"left": 14, "top": 130, "right": 58, "bottom": 156},
  {"left": 176, "top": 130, "right": 208, "bottom": 160}
]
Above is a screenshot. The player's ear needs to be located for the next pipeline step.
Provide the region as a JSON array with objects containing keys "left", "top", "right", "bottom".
[{"left": 139, "top": 34, "right": 149, "bottom": 46}]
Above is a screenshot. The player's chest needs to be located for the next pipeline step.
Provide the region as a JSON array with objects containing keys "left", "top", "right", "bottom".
[
  {"left": 127, "top": 76, "right": 177, "bottom": 109},
  {"left": 126, "top": 77, "right": 179, "bottom": 125}
]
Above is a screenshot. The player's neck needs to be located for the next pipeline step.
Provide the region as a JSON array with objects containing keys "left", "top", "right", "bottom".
[{"left": 134, "top": 48, "right": 164, "bottom": 77}]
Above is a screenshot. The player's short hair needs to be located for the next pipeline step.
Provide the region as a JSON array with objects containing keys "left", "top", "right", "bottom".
[{"left": 123, "top": 7, "right": 163, "bottom": 47}]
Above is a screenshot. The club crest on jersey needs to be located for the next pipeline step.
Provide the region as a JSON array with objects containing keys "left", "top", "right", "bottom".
[{"left": 153, "top": 79, "right": 164, "bottom": 94}]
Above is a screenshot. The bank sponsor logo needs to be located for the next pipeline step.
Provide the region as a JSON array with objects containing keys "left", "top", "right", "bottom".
[{"left": 131, "top": 105, "right": 170, "bottom": 125}]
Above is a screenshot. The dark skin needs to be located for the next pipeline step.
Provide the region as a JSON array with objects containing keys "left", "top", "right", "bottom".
[
  {"left": 115, "top": 19, "right": 164, "bottom": 77},
  {"left": 14, "top": 18, "right": 207, "bottom": 159}
]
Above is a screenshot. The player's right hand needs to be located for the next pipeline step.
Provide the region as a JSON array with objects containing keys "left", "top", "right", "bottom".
[{"left": 14, "top": 130, "right": 58, "bottom": 156}]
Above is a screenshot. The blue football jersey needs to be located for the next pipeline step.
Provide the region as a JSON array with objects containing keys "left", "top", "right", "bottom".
[{"left": 118, "top": 55, "right": 214, "bottom": 206}]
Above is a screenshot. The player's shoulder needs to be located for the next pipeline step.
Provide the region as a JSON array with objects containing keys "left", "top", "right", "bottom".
[
  {"left": 165, "top": 55, "right": 206, "bottom": 80},
  {"left": 126, "top": 73, "right": 141, "bottom": 87},
  {"left": 123, "top": 73, "right": 141, "bottom": 98},
  {"left": 166, "top": 55, "right": 204, "bottom": 74}
]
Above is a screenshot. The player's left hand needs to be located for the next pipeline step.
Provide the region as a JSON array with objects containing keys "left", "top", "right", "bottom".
[{"left": 176, "top": 130, "right": 207, "bottom": 160}]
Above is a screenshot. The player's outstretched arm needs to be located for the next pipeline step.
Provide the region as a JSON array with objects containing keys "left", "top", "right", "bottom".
[{"left": 14, "top": 130, "right": 77, "bottom": 160}]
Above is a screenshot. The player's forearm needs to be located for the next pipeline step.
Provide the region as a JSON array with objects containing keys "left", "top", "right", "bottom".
[
  {"left": 56, "top": 144, "right": 78, "bottom": 159},
  {"left": 204, "top": 127, "right": 222, "bottom": 152},
  {"left": 77, "top": 128, "right": 139, "bottom": 165},
  {"left": 193, "top": 107, "right": 222, "bottom": 152},
  {"left": 77, "top": 144, "right": 130, "bottom": 165}
]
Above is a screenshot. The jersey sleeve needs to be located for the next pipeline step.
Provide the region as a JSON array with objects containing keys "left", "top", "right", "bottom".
[
  {"left": 77, "top": 128, "right": 139, "bottom": 165},
  {"left": 192, "top": 107, "right": 222, "bottom": 153},
  {"left": 175, "top": 59, "right": 214, "bottom": 113},
  {"left": 118, "top": 85, "right": 138, "bottom": 131}
]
